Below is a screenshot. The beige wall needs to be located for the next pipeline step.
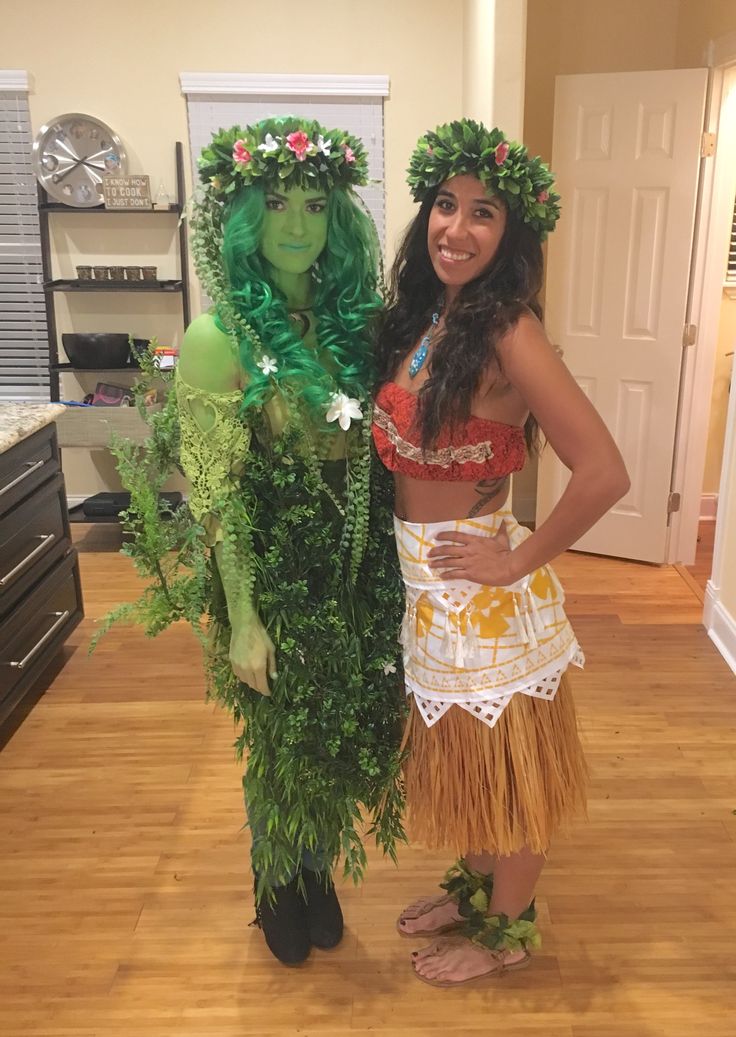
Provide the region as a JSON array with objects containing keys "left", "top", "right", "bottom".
[
  {"left": 2, "top": 0, "right": 466, "bottom": 252},
  {"left": 2, "top": 0, "right": 467, "bottom": 495},
  {"left": 674, "top": 5, "right": 736, "bottom": 505},
  {"left": 464, "top": 0, "right": 497, "bottom": 126},
  {"left": 716, "top": 355, "right": 736, "bottom": 620},
  {"left": 675, "top": 0, "right": 736, "bottom": 66},
  {"left": 524, "top": 0, "right": 680, "bottom": 164},
  {"left": 463, "top": 0, "right": 527, "bottom": 138},
  {"left": 703, "top": 299, "right": 736, "bottom": 493}
]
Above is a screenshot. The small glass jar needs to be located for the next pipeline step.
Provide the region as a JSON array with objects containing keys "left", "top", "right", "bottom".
[
  {"left": 92, "top": 266, "right": 109, "bottom": 280},
  {"left": 109, "top": 265, "right": 125, "bottom": 281},
  {"left": 76, "top": 265, "right": 92, "bottom": 281},
  {"left": 124, "top": 266, "right": 142, "bottom": 281},
  {"left": 141, "top": 266, "right": 158, "bottom": 281}
]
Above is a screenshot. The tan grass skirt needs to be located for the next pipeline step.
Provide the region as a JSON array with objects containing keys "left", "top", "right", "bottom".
[{"left": 402, "top": 672, "right": 587, "bottom": 857}]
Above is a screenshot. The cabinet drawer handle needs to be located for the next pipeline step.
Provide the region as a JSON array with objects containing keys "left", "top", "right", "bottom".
[
  {"left": 9, "top": 610, "right": 70, "bottom": 669},
  {"left": 0, "top": 534, "right": 57, "bottom": 587},
  {"left": 0, "top": 459, "right": 46, "bottom": 498}
]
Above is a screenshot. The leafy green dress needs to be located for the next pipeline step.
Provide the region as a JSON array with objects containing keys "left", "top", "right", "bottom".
[{"left": 102, "top": 363, "right": 407, "bottom": 893}]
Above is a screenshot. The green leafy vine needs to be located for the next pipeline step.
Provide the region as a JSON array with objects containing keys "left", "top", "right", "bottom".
[{"left": 91, "top": 364, "right": 407, "bottom": 894}]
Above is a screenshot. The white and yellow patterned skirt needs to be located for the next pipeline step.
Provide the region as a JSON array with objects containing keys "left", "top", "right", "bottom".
[{"left": 395, "top": 508, "right": 587, "bottom": 856}]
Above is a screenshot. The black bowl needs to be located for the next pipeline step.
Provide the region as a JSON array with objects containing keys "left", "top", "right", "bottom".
[{"left": 62, "top": 333, "right": 131, "bottom": 369}]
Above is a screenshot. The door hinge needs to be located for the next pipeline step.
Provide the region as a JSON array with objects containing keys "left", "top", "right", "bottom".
[
  {"left": 701, "top": 131, "right": 716, "bottom": 158},
  {"left": 683, "top": 323, "right": 697, "bottom": 347},
  {"left": 667, "top": 491, "right": 681, "bottom": 517}
]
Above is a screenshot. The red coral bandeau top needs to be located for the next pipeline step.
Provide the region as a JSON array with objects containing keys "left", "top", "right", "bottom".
[{"left": 372, "top": 382, "right": 526, "bottom": 482}]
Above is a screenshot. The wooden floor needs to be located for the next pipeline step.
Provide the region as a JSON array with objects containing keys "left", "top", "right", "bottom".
[{"left": 1, "top": 530, "right": 735, "bottom": 1037}]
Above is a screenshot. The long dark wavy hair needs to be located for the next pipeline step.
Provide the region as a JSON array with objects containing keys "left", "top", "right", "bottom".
[{"left": 376, "top": 186, "right": 544, "bottom": 451}]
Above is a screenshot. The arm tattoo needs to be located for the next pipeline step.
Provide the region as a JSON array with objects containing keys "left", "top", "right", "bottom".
[{"left": 467, "top": 476, "right": 509, "bottom": 518}]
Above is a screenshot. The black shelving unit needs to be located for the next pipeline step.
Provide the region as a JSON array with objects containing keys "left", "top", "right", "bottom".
[
  {"left": 38, "top": 142, "right": 190, "bottom": 401},
  {"left": 39, "top": 202, "right": 181, "bottom": 214},
  {"left": 45, "top": 279, "right": 184, "bottom": 293}
]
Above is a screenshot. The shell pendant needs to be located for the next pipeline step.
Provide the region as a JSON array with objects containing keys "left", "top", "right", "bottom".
[{"left": 408, "top": 309, "right": 441, "bottom": 379}]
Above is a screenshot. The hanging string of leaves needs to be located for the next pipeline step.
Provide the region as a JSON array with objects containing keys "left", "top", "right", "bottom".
[{"left": 91, "top": 351, "right": 408, "bottom": 890}]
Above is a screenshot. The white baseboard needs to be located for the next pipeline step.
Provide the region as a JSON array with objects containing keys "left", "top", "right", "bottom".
[
  {"left": 704, "top": 581, "right": 736, "bottom": 677},
  {"left": 700, "top": 493, "right": 719, "bottom": 520}
]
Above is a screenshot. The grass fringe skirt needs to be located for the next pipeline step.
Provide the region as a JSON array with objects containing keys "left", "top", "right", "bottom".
[{"left": 402, "top": 674, "right": 587, "bottom": 857}]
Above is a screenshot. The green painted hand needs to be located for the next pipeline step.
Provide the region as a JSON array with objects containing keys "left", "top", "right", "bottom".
[{"left": 229, "top": 614, "right": 277, "bottom": 697}]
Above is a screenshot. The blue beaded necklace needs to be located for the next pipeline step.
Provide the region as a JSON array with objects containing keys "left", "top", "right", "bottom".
[{"left": 408, "top": 305, "right": 442, "bottom": 378}]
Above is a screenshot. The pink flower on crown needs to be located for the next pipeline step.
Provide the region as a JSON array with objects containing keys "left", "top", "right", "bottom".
[
  {"left": 495, "top": 141, "right": 510, "bottom": 165},
  {"left": 343, "top": 144, "right": 356, "bottom": 164},
  {"left": 286, "top": 131, "right": 311, "bottom": 161},
  {"left": 537, "top": 189, "right": 549, "bottom": 203},
  {"left": 233, "top": 140, "right": 252, "bottom": 166}
]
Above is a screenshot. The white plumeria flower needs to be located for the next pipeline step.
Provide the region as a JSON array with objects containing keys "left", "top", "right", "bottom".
[
  {"left": 382, "top": 662, "right": 397, "bottom": 676},
  {"left": 258, "top": 133, "right": 280, "bottom": 154},
  {"left": 317, "top": 134, "right": 332, "bottom": 156},
  {"left": 256, "top": 355, "right": 278, "bottom": 376},
  {"left": 325, "top": 392, "right": 363, "bottom": 431}
]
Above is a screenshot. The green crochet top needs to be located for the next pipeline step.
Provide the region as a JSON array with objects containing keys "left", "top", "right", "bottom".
[{"left": 175, "top": 370, "right": 249, "bottom": 542}]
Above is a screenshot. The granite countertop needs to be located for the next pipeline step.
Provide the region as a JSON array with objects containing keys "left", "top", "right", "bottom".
[{"left": 0, "top": 402, "right": 66, "bottom": 455}]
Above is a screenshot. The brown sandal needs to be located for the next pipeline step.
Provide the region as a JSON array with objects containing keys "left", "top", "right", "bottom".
[
  {"left": 411, "top": 935, "right": 531, "bottom": 988},
  {"left": 396, "top": 858, "right": 496, "bottom": 939},
  {"left": 396, "top": 894, "right": 464, "bottom": 938}
]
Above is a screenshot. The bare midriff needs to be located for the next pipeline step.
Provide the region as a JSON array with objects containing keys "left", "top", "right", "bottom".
[{"left": 392, "top": 471, "right": 512, "bottom": 523}]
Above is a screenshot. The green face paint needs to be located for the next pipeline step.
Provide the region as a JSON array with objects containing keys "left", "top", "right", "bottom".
[{"left": 260, "top": 186, "right": 329, "bottom": 275}]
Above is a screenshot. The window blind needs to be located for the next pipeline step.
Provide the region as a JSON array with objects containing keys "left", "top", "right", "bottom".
[
  {"left": 0, "top": 86, "right": 49, "bottom": 401},
  {"left": 183, "top": 83, "right": 387, "bottom": 312},
  {"left": 727, "top": 194, "right": 736, "bottom": 284}
]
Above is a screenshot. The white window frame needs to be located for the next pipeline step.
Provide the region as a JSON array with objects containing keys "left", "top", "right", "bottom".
[
  {"left": 0, "top": 70, "right": 49, "bottom": 402},
  {"left": 180, "top": 72, "right": 389, "bottom": 268}
]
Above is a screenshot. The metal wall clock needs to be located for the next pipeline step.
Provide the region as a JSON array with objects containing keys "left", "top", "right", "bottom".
[{"left": 31, "top": 113, "right": 127, "bottom": 207}]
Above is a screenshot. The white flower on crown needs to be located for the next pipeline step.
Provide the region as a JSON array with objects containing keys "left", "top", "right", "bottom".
[
  {"left": 256, "top": 355, "right": 278, "bottom": 376},
  {"left": 382, "top": 662, "right": 397, "bottom": 675},
  {"left": 317, "top": 134, "right": 332, "bottom": 156},
  {"left": 258, "top": 133, "right": 280, "bottom": 154},
  {"left": 325, "top": 392, "right": 363, "bottom": 431}
]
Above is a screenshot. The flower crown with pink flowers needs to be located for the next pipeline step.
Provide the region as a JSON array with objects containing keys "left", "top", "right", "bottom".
[
  {"left": 407, "top": 119, "right": 560, "bottom": 239},
  {"left": 198, "top": 117, "right": 369, "bottom": 201}
]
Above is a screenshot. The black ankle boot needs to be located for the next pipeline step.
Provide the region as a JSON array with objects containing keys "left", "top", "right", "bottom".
[
  {"left": 301, "top": 868, "right": 344, "bottom": 950},
  {"left": 254, "top": 875, "right": 311, "bottom": 965}
]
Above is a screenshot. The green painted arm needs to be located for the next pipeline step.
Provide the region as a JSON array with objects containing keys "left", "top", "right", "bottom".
[{"left": 178, "top": 313, "right": 276, "bottom": 695}]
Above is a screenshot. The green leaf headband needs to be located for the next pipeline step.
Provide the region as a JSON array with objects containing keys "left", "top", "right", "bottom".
[
  {"left": 198, "top": 116, "right": 369, "bottom": 200},
  {"left": 407, "top": 119, "right": 560, "bottom": 239}
]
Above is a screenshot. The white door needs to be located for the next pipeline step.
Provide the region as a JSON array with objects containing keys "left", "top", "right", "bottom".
[{"left": 536, "top": 69, "right": 708, "bottom": 563}]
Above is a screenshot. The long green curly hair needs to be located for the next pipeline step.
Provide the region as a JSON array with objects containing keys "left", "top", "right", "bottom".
[
  {"left": 190, "top": 120, "right": 383, "bottom": 426},
  {"left": 220, "top": 185, "right": 382, "bottom": 419}
]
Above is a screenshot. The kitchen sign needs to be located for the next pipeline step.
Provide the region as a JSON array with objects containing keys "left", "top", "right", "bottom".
[{"left": 103, "top": 175, "right": 152, "bottom": 210}]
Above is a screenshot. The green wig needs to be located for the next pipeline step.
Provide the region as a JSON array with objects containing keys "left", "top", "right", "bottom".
[{"left": 190, "top": 116, "right": 382, "bottom": 425}]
